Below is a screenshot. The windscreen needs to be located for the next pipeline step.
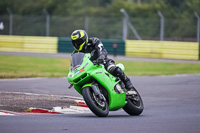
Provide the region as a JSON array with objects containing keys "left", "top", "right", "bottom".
[{"left": 71, "top": 52, "right": 85, "bottom": 70}]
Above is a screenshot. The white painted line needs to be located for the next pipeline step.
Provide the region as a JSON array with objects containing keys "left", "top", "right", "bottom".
[
  {"left": 69, "top": 106, "right": 90, "bottom": 112},
  {"left": 74, "top": 100, "right": 85, "bottom": 103},
  {"left": 0, "top": 91, "right": 83, "bottom": 100},
  {"left": 0, "top": 77, "right": 68, "bottom": 82},
  {"left": 0, "top": 77, "right": 45, "bottom": 82},
  {"left": 0, "top": 111, "right": 15, "bottom": 116},
  {"left": 53, "top": 106, "right": 82, "bottom": 114},
  {"left": 52, "top": 106, "right": 91, "bottom": 114},
  {"left": 0, "top": 112, "right": 15, "bottom": 115},
  {"left": 158, "top": 74, "right": 200, "bottom": 78}
]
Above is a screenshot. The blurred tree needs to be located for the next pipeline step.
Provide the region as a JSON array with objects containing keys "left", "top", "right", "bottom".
[
  {"left": 186, "top": 0, "right": 200, "bottom": 13},
  {"left": 0, "top": 0, "right": 199, "bottom": 18},
  {"left": 0, "top": 0, "right": 9, "bottom": 14},
  {"left": 163, "top": 0, "right": 187, "bottom": 13}
]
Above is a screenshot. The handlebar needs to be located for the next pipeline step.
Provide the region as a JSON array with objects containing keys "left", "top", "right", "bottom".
[
  {"left": 92, "top": 59, "right": 106, "bottom": 66},
  {"left": 92, "top": 60, "right": 98, "bottom": 65}
]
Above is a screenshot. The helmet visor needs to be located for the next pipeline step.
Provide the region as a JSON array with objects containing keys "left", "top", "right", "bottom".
[
  {"left": 72, "top": 38, "right": 85, "bottom": 50},
  {"left": 72, "top": 33, "right": 87, "bottom": 51}
]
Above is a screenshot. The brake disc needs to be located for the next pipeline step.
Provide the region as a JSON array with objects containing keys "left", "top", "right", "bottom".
[{"left": 93, "top": 93, "right": 105, "bottom": 107}]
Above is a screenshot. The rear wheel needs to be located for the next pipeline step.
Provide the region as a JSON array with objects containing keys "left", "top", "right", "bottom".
[
  {"left": 82, "top": 87, "right": 109, "bottom": 117},
  {"left": 123, "top": 87, "right": 144, "bottom": 116}
]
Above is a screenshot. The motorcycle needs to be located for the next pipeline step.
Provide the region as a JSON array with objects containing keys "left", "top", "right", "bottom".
[{"left": 68, "top": 52, "right": 143, "bottom": 117}]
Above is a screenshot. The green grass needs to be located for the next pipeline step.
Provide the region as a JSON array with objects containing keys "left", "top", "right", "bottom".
[
  {"left": 0, "top": 55, "right": 70, "bottom": 78},
  {"left": 0, "top": 55, "right": 200, "bottom": 78},
  {"left": 116, "top": 61, "right": 200, "bottom": 76}
]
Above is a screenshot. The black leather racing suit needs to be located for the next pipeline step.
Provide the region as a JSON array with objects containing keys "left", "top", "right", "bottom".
[{"left": 72, "top": 37, "right": 134, "bottom": 90}]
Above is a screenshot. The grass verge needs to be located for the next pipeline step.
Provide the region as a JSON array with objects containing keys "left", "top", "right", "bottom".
[{"left": 0, "top": 55, "right": 200, "bottom": 78}]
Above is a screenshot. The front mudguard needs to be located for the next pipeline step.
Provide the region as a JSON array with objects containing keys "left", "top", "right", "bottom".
[
  {"left": 82, "top": 83, "right": 101, "bottom": 96},
  {"left": 82, "top": 83, "right": 93, "bottom": 90}
]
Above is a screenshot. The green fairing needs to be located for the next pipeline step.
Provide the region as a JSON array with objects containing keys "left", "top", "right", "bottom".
[{"left": 68, "top": 53, "right": 127, "bottom": 111}]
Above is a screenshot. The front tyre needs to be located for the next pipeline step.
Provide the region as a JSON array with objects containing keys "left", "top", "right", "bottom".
[
  {"left": 82, "top": 87, "right": 109, "bottom": 117},
  {"left": 123, "top": 88, "right": 144, "bottom": 116}
]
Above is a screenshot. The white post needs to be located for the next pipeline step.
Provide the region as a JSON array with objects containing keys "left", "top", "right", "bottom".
[
  {"left": 7, "top": 8, "right": 13, "bottom": 35},
  {"left": 43, "top": 9, "right": 50, "bottom": 36},
  {"left": 120, "top": 9, "right": 128, "bottom": 41},
  {"left": 158, "top": 11, "right": 164, "bottom": 41},
  {"left": 194, "top": 12, "right": 200, "bottom": 43},
  {"left": 85, "top": 14, "right": 89, "bottom": 33},
  {"left": 194, "top": 12, "right": 200, "bottom": 60},
  {"left": 120, "top": 8, "right": 142, "bottom": 40}
]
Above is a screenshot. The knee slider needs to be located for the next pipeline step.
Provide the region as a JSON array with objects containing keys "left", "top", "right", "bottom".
[
  {"left": 107, "top": 66, "right": 123, "bottom": 77},
  {"left": 107, "top": 64, "right": 116, "bottom": 74},
  {"left": 114, "top": 67, "right": 123, "bottom": 77}
]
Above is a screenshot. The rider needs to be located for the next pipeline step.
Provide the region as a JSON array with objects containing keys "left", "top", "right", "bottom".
[{"left": 70, "top": 29, "right": 135, "bottom": 94}]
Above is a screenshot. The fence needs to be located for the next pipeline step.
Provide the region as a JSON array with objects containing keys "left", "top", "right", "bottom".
[
  {"left": 0, "top": 15, "right": 123, "bottom": 39},
  {"left": 0, "top": 11, "right": 200, "bottom": 60},
  {"left": 0, "top": 14, "right": 199, "bottom": 42}
]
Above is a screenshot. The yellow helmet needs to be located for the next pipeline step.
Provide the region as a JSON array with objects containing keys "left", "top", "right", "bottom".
[{"left": 71, "top": 30, "right": 88, "bottom": 51}]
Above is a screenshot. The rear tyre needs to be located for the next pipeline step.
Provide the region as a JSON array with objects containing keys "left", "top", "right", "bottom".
[
  {"left": 82, "top": 87, "right": 109, "bottom": 117},
  {"left": 123, "top": 88, "right": 144, "bottom": 116}
]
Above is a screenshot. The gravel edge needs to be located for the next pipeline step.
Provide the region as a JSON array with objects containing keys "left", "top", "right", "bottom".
[{"left": 0, "top": 92, "right": 77, "bottom": 112}]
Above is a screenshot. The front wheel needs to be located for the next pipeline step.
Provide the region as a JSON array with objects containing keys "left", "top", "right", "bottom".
[
  {"left": 82, "top": 87, "right": 109, "bottom": 117},
  {"left": 123, "top": 87, "right": 144, "bottom": 116}
]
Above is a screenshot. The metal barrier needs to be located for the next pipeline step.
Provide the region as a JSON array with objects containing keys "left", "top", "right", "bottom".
[
  {"left": 0, "top": 35, "right": 58, "bottom": 53},
  {"left": 0, "top": 35, "right": 199, "bottom": 60},
  {"left": 126, "top": 40, "right": 199, "bottom": 60},
  {"left": 0, "top": 14, "right": 198, "bottom": 42},
  {"left": 58, "top": 38, "right": 125, "bottom": 55}
]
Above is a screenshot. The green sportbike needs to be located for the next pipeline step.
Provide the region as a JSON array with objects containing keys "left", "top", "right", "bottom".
[{"left": 68, "top": 52, "right": 144, "bottom": 117}]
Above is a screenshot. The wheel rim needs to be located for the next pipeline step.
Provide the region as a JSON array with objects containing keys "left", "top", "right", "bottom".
[
  {"left": 127, "top": 89, "right": 142, "bottom": 107},
  {"left": 129, "top": 95, "right": 141, "bottom": 107},
  {"left": 91, "top": 92, "right": 107, "bottom": 111}
]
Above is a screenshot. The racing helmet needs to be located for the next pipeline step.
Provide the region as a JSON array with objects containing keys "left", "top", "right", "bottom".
[{"left": 71, "top": 30, "right": 88, "bottom": 51}]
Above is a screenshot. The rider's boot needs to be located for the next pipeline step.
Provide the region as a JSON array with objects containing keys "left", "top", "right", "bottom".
[
  {"left": 120, "top": 75, "right": 137, "bottom": 95},
  {"left": 114, "top": 67, "right": 137, "bottom": 95}
]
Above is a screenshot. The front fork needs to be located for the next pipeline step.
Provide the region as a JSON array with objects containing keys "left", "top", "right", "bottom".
[{"left": 91, "top": 83, "right": 106, "bottom": 101}]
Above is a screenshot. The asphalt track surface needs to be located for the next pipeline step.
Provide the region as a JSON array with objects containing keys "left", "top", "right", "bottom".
[
  {"left": 0, "top": 74, "right": 200, "bottom": 133},
  {"left": 0, "top": 51, "right": 200, "bottom": 133}
]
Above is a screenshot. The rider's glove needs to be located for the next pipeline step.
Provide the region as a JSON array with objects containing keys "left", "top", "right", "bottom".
[{"left": 97, "top": 55, "right": 106, "bottom": 65}]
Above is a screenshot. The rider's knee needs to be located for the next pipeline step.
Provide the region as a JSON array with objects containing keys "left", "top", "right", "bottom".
[
  {"left": 107, "top": 65, "right": 123, "bottom": 77},
  {"left": 107, "top": 64, "right": 116, "bottom": 74}
]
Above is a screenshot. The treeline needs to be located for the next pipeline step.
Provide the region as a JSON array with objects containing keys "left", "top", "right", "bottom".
[{"left": 0, "top": 0, "right": 199, "bottom": 18}]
